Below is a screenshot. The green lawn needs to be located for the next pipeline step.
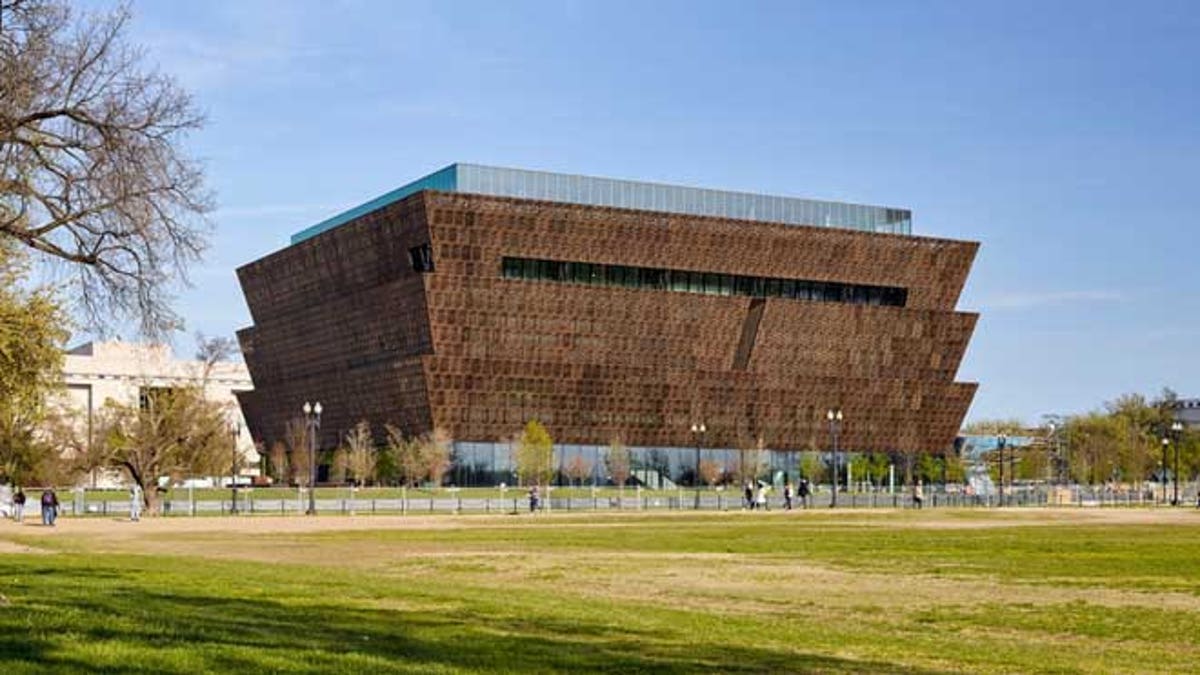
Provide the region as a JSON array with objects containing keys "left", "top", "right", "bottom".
[{"left": 1, "top": 510, "right": 1198, "bottom": 673}]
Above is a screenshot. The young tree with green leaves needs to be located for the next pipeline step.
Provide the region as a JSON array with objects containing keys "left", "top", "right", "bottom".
[
  {"left": 514, "top": 420, "right": 553, "bottom": 488},
  {"left": 799, "top": 451, "right": 826, "bottom": 485},
  {"left": 0, "top": 246, "right": 69, "bottom": 484},
  {"left": 93, "top": 386, "right": 229, "bottom": 514},
  {"left": 384, "top": 423, "right": 420, "bottom": 487}
]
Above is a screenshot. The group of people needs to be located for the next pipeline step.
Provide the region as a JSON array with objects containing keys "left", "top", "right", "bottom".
[
  {"left": 4, "top": 488, "right": 59, "bottom": 526},
  {"left": 4, "top": 485, "right": 142, "bottom": 525},
  {"left": 744, "top": 479, "right": 813, "bottom": 510}
]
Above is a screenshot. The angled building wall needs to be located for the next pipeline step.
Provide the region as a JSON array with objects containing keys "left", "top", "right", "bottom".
[{"left": 237, "top": 167, "right": 978, "bottom": 465}]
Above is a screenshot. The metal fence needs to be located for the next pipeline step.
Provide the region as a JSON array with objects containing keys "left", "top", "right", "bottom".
[{"left": 9, "top": 483, "right": 1197, "bottom": 519}]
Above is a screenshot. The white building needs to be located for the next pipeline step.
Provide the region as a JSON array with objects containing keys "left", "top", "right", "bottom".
[
  {"left": 55, "top": 340, "right": 257, "bottom": 487},
  {"left": 1174, "top": 399, "right": 1200, "bottom": 428}
]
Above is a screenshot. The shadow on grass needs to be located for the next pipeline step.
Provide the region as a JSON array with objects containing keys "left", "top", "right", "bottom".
[{"left": 0, "top": 558, "right": 945, "bottom": 674}]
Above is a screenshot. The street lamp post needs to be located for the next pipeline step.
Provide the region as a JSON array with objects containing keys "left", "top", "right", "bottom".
[
  {"left": 690, "top": 422, "right": 706, "bottom": 510},
  {"left": 1171, "top": 421, "right": 1183, "bottom": 506},
  {"left": 1047, "top": 422, "right": 1058, "bottom": 485},
  {"left": 229, "top": 422, "right": 241, "bottom": 515},
  {"left": 997, "top": 433, "right": 1008, "bottom": 507},
  {"left": 1159, "top": 435, "right": 1170, "bottom": 505},
  {"left": 303, "top": 401, "right": 323, "bottom": 515},
  {"left": 826, "top": 409, "right": 843, "bottom": 508}
]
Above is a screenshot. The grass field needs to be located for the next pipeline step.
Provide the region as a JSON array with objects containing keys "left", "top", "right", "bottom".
[{"left": 1, "top": 509, "right": 1198, "bottom": 673}]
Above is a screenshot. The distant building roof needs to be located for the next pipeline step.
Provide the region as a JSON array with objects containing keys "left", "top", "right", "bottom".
[
  {"left": 63, "top": 340, "right": 250, "bottom": 388},
  {"left": 290, "top": 163, "right": 913, "bottom": 244}
]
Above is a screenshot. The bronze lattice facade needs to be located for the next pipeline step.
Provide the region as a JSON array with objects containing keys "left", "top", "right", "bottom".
[{"left": 237, "top": 167, "right": 978, "bottom": 465}]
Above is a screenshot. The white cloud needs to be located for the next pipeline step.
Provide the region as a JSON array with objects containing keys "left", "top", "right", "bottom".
[{"left": 983, "top": 289, "right": 1126, "bottom": 310}]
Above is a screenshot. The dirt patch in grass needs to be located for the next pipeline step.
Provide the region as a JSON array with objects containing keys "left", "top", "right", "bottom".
[{"left": 0, "top": 538, "right": 50, "bottom": 555}]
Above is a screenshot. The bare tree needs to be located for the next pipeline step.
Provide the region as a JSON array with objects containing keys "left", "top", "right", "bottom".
[
  {"left": 606, "top": 436, "right": 631, "bottom": 495},
  {"left": 698, "top": 458, "right": 723, "bottom": 488},
  {"left": 419, "top": 427, "right": 452, "bottom": 489},
  {"left": 337, "top": 420, "right": 376, "bottom": 487},
  {"left": 735, "top": 435, "right": 768, "bottom": 486},
  {"left": 267, "top": 439, "right": 289, "bottom": 485},
  {"left": 194, "top": 332, "right": 237, "bottom": 381},
  {"left": 564, "top": 454, "right": 591, "bottom": 487},
  {"left": 0, "top": 0, "right": 213, "bottom": 336},
  {"left": 284, "top": 417, "right": 311, "bottom": 488}
]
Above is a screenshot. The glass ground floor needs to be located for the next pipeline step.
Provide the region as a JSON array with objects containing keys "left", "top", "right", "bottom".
[{"left": 450, "top": 441, "right": 920, "bottom": 489}]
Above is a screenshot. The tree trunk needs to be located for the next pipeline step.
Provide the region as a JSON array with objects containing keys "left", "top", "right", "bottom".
[{"left": 144, "top": 486, "right": 160, "bottom": 516}]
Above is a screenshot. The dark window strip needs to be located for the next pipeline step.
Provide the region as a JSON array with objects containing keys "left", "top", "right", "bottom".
[{"left": 500, "top": 257, "right": 907, "bottom": 308}]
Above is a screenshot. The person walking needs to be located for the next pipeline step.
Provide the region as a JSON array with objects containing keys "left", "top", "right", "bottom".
[
  {"left": 798, "top": 478, "right": 811, "bottom": 509},
  {"left": 40, "top": 488, "right": 59, "bottom": 526},
  {"left": 743, "top": 482, "right": 754, "bottom": 510},
  {"left": 528, "top": 485, "right": 540, "bottom": 513},
  {"left": 129, "top": 484, "right": 142, "bottom": 522},
  {"left": 913, "top": 480, "right": 925, "bottom": 510},
  {"left": 13, "top": 488, "right": 26, "bottom": 523},
  {"left": 755, "top": 484, "right": 768, "bottom": 511},
  {"left": 783, "top": 481, "right": 794, "bottom": 511}
]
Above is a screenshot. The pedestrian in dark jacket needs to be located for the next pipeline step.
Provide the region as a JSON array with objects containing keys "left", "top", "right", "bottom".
[
  {"left": 13, "top": 489, "right": 26, "bottom": 522},
  {"left": 743, "top": 483, "right": 754, "bottom": 510},
  {"left": 40, "top": 489, "right": 59, "bottom": 526}
]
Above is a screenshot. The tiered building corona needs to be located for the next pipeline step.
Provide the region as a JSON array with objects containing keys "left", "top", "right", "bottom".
[{"left": 236, "top": 164, "right": 978, "bottom": 485}]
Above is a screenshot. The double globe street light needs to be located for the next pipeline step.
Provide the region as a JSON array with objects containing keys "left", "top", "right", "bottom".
[
  {"left": 997, "top": 433, "right": 1008, "bottom": 507},
  {"left": 229, "top": 421, "right": 241, "bottom": 515},
  {"left": 302, "top": 401, "right": 323, "bottom": 515},
  {"left": 1162, "top": 421, "right": 1183, "bottom": 506},
  {"left": 826, "top": 409, "right": 843, "bottom": 508},
  {"left": 690, "top": 422, "right": 707, "bottom": 510}
]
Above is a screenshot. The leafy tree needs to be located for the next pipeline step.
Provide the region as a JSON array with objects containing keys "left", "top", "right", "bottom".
[
  {"left": 915, "top": 453, "right": 940, "bottom": 484},
  {"left": 943, "top": 451, "right": 966, "bottom": 484},
  {"left": 0, "top": 246, "right": 69, "bottom": 484},
  {"left": 862, "top": 452, "right": 891, "bottom": 487},
  {"left": 514, "top": 419, "right": 553, "bottom": 487},
  {"left": 386, "top": 422, "right": 424, "bottom": 485},
  {"left": 381, "top": 424, "right": 451, "bottom": 488},
  {"left": 799, "top": 452, "right": 826, "bottom": 485},
  {"left": 385, "top": 423, "right": 421, "bottom": 488},
  {"left": 1064, "top": 413, "right": 1123, "bottom": 485},
  {"left": 374, "top": 432, "right": 400, "bottom": 486},
  {"left": 1, "top": 0, "right": 214, "bottom": 335},
  {"left": 606, "top": 436, "right": 631, "bottom": 492},
  {"left": 961, "top": 418, "right": 1025, "bottom": 435},
  {"left": 93, "top": 386, "right": 228, "bottom": 514}
]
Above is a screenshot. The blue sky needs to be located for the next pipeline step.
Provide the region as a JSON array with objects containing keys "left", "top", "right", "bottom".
[{"left": 76, "top": 0, "right": 1200, "bottom": 424}]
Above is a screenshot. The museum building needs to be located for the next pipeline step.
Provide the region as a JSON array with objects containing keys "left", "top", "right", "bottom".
[{"left": 236, "top": 164, "right": 978, "bottom": 486}]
